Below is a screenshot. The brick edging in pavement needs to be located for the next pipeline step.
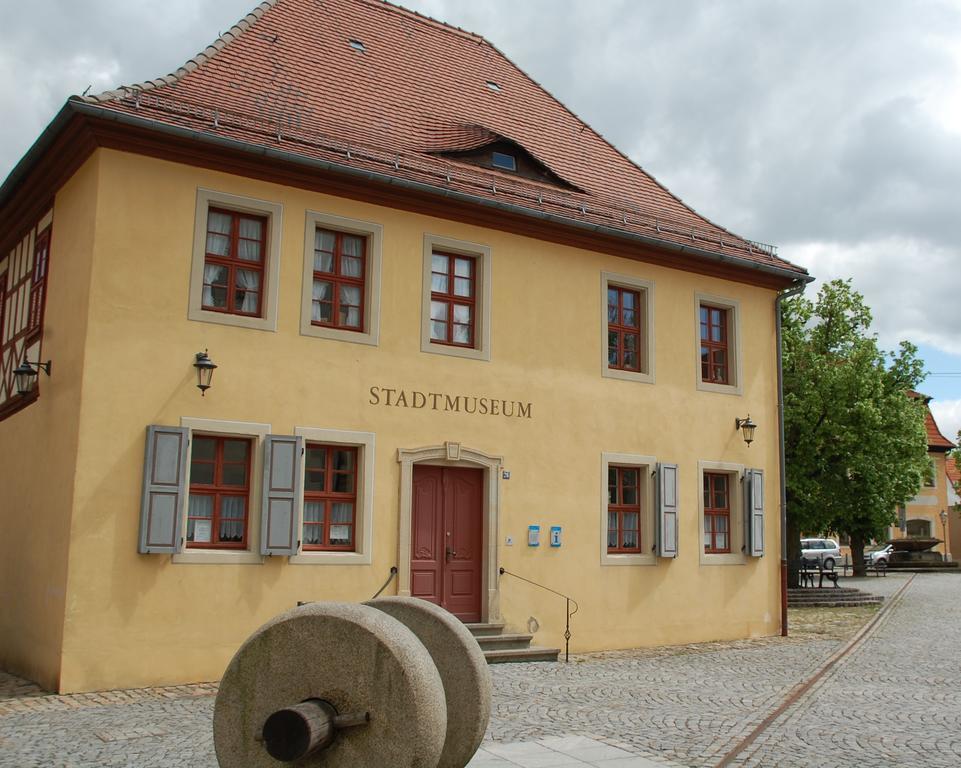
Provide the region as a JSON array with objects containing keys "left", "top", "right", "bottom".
[{"left": 713, "top": 573, "right": 917, "bottom": 768}]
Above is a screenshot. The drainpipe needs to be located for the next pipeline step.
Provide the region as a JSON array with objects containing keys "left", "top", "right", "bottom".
[{"left": 776, "top": 279, "right": 809, "bottom": 636}]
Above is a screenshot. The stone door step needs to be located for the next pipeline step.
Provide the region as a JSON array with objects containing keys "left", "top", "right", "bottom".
[
  {"left": 464, "top": 622, "right": 560, "bottom": 663},
  {"left": 483, "top": 646, "right": 561, "bottom": 664}
]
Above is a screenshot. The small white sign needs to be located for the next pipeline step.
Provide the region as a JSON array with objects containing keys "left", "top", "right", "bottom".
[
  {"left": 506, "top": 536, "right": 514, "bottom": 546},
  {"left": 502, "top": 470, "right": 511, "bottom": 480},
  {"left": 193, "top": 520, "right": 212, "bottom": 543}
]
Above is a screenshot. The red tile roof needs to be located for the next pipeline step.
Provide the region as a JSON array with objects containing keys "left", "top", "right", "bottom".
[
  {"left": 947, "top": 453, "right": 960, "bottom": 489},
  {"left": 909, "top": 391, "right": 956, "bottom": 450},
  {"left": 77, "top": 0, "right": 806, "bottom": 280}
]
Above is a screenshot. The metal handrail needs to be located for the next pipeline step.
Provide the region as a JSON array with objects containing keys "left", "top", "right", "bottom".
[
  {"left": 371, "top": 566, "right": 399, "bottom": 599},
  {"left": 498, "top": 566, "right": 579, "bottom": 662},
  {"left": 297, "top": 566, "right": 399, "bottom": 608}
]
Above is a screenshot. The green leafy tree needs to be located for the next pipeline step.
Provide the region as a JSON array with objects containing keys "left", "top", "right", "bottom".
[{"left": 782, "top": 279, "right": 929, "bottom": 578}]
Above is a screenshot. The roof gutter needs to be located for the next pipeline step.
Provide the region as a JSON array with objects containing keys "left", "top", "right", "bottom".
[{"left": 3, "top": 100, "right": 811, "bottom": 286}]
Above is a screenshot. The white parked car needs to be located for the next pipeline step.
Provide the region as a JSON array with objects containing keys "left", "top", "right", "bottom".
[
  {"left": 867, "top": 544, "right": 894, "bottom": 566},
  {"left": 800, "top": 538, "right": 842, "bottom": 569}
]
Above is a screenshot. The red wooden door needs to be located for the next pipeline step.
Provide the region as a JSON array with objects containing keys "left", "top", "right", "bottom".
[{"left": 411, "top": 466, "right": 483, "bottom": 622}]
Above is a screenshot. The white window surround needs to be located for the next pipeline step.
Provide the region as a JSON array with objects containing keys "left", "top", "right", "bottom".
[
  {"left": 695, "top": 292, "right": 743, "bottom": 396},
  {"left": 289, "top": 427, "right": 375, "bottom": 565},
  {"left": 188, "top": 188, "right": 283, "bottom": 332},
  {"left": 173, "top": 417, "right": 271, "bottom": 565},
  {"left": 600, "top": 452, "right": 657, "bottom": 566},
  {"left": 300, "top": 211, "right": 383, "bottom": 346},
  {"left": 601, "top": 272, "right": 655, "bottom": 385},
  {"left": 421, "top": 233, "right": 492, "bottom": 362},
  {"left": 698, "top": 460, "right": 747, "bottom": 566}
]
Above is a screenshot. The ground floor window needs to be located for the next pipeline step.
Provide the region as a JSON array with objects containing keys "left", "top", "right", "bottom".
[
  {"left": 703, "top": 472, "right": 731, "bottom": 553},
  {"left": 187, "top": 435, "right": 252, "bottom": 548},
  {"left": 303, "top": 443, "right": 358, "bottom": 550},
  {"left": 906, "top": 518, "right": 932, "bottom": 538},
  {"left": 608, "top": 466, "right": 642, "bottom": 553}
]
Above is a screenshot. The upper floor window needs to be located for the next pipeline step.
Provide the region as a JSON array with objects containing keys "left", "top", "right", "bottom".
[
  {"left": 430, "top": 251, "right": 476, "bottom": 348},
  {"left": 601, "top": 273, "right": 654, "bottom": 384},
  {"left": 303, "top": 443, "right": 358, "bottom": 551},
  {"left": 703, "top": 472, "right": 731, "bottom": 554},
  {"left": 700, "top": 304, "right": 729, "bottom": 385},
  {"left": 187, "top": 435, "right": 252, "bottom": 549},
  {"left": 608, "top": 286, "right": 641, "bottom": 372},
  {"left": 695, "top": 294, "right": 742, "bottom": 394},
  {"left": 311, "top": 229, "right": 366, "bottom": 331},
  {"left": 189, "top": 189, "right": 283, "bottom": 332},
  {"left": 608, "top": 466, "right": 642, "bottom": 553},
  {"left": 202, "top": 208, "right": 267, "bottom": 317},
  {"left": 491, "top": 151, "right": 517, "bottom": 171}
]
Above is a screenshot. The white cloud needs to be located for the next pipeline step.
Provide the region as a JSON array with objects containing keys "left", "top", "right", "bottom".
[
  {"left": 786, "top": 237, "right": 961, "bottom": 357},
  {"left": 931, "top": 398, "right": 961, "bottom": 447}
]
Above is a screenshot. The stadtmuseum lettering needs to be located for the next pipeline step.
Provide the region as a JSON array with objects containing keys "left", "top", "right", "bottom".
[{"left": 369, "top": 386, "right": 532, "bottom": 419}]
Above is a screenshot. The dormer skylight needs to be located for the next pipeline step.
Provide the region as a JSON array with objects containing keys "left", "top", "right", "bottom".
[
  {"left": 485, "top": 81, "right": 501, "bottom": 92},
  {"left": 491, "top": 151, "right": 516, "bottom": 171},
  {"left": 349, "top": 38, "right": 366, "bottom": 53}
]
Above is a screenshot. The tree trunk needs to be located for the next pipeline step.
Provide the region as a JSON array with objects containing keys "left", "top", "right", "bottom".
[
  {"left": 850, "top": 532, "right": 866, "bottom": 577},
  {"left": 786, "top": 516, "right": 802, "bottom": 588}
]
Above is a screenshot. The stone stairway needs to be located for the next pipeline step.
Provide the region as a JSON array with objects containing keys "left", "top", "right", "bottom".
[
  {"left": 465, "top": 622, "right": 560, "bottom": 663},
  {"left": 787, "top": 587, "right": 883, "bottom": 608}
]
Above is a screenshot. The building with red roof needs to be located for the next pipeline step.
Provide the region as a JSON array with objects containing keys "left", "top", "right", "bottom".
[
  {"left": 892, "top": 393, "right": 957, "bottom": 559},
  {"left": 0, "top": 0, "right": 810, "bottom": 693}
]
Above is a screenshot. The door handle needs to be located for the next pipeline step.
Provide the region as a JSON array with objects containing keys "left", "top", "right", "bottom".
[{"left": 445, "top": 547, "right": 457, "bottom": 561}]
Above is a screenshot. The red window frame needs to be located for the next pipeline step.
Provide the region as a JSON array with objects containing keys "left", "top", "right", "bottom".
[
  {"left": 700, "top": 304, "right": 729, "bottom": 384},
  {"left": 26, "top": 228, "right": 50, "bottom": 340},
  {"left": 607, "top": 286, "right": 642, "bottom": 371},
  {"left": 429, "top": 251, "right": 476, "bottom": 348},
  {"left": 704, "top": 472, "right": 731, "bottom": 554},
  {"left": 187, "top": 435, "right": 252, "bottom": 549},
  {"left": 303, "top": 443, "right": 358, "bottom": 551},
  {"left": 202, "top": 207, "right": 268, "bottom": 317},
  {"left": 608, "top": 466, "right": 642, "bottom": 553},
  {"left": 311, "top": 228, "right": 367, "bottom": 331}
]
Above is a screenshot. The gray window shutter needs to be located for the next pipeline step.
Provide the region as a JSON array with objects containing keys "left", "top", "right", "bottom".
[
  {"left": 656, "top": 463, "right": 679, "bottom": 558},
  {"left": 261, "top": 435, "right": 303, "bottom": 556},
  {"left": 745, "top": 468, "right": 765, "bottom": 557},
  {"left": 139, "top": 426, "right": 189, "bottom": 554}
]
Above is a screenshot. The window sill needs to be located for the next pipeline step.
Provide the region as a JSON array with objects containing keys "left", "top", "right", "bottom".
[
  {"left": 421, "top": 340, "right": 490, "bottom": 362},
  {"left": 696, "top": 379, "right": 743, "bottom": 396},
  {"left": 699, "top": 552, "right": 746, "bottom": 566},
  {"left": 603, "top": 367, "right": 655, "bottom": 385},
  {"left": 172, "top": 551, "right": 265, "bottom": 565},
  {"left": 300, "top": 323, "right": 378, "bottom": 346},
  {"left": 600, "top": 552, "right": 656, "bottom": 566},
  {"left": 289, "top": 551, "right": 372, "bottom": 565}
]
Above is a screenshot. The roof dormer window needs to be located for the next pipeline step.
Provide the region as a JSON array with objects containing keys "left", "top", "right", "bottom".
[
  {"left": 491, "top": 151, "right": 516, "bottom": 172},
  {"left": 348, "top": 39, "right": 366, "bottom": 53},
  {"left": 485, "top": 81, "right": 501, "bottom": 92}
]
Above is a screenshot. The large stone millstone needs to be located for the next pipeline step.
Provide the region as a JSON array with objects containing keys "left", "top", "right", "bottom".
[
  {"left": 366, "top": 597, "right": 491, "bottom": 768},
  {"left": 213, "top": 602, "right": 447, "bottom": 768}
]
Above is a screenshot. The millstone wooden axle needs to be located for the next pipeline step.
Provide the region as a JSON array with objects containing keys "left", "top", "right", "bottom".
[{"left": 260, "top": 699, "right": 370, "bottom": 761}]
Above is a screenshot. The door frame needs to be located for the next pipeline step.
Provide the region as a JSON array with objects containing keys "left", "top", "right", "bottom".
[{"left": 398, "top": 442, "right": 503, "bottom": 623}]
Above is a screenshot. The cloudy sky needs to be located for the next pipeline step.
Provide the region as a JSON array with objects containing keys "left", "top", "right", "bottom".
[{"left": 3, "top": 0, "right": 960, "bottom": 441}]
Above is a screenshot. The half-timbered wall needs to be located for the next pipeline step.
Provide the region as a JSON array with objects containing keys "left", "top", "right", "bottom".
[{"left": 0, "top": 210, "right": 52, "bottom": 417}]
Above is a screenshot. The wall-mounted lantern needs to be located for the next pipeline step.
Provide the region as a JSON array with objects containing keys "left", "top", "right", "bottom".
[
  {"left": 194, "top": 350, "right": 217, "bottom": 396},
  {"left": 735, "top": 415, "right": 757, "bottom": 446},
  {"left": 14, "top": 359, "right": 52, "bottom": 396}
]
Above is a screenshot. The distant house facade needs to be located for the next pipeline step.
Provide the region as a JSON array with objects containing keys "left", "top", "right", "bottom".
[
  {"left": 0, "top": 0, "right": 809, "bottom": 693},
  {"left": 890, "top": 393, "right": 956, "bottom": 558}
]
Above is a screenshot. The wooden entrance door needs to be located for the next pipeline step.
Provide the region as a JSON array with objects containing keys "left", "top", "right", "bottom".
[{"left": 411, "top": 465, "right": 483, "bottom": 622}]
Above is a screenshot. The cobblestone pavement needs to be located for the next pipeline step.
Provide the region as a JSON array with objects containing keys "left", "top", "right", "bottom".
[{"left": 1, "top": 573, "right": 956, "bottom": 768}]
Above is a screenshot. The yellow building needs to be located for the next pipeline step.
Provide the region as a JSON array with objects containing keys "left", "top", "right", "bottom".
[
  {"left": 890, "top": 393, "right": 956, "bottom": 558},
  {"left": 0, "top": 0, "right": 809, "bottom": 694}
]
